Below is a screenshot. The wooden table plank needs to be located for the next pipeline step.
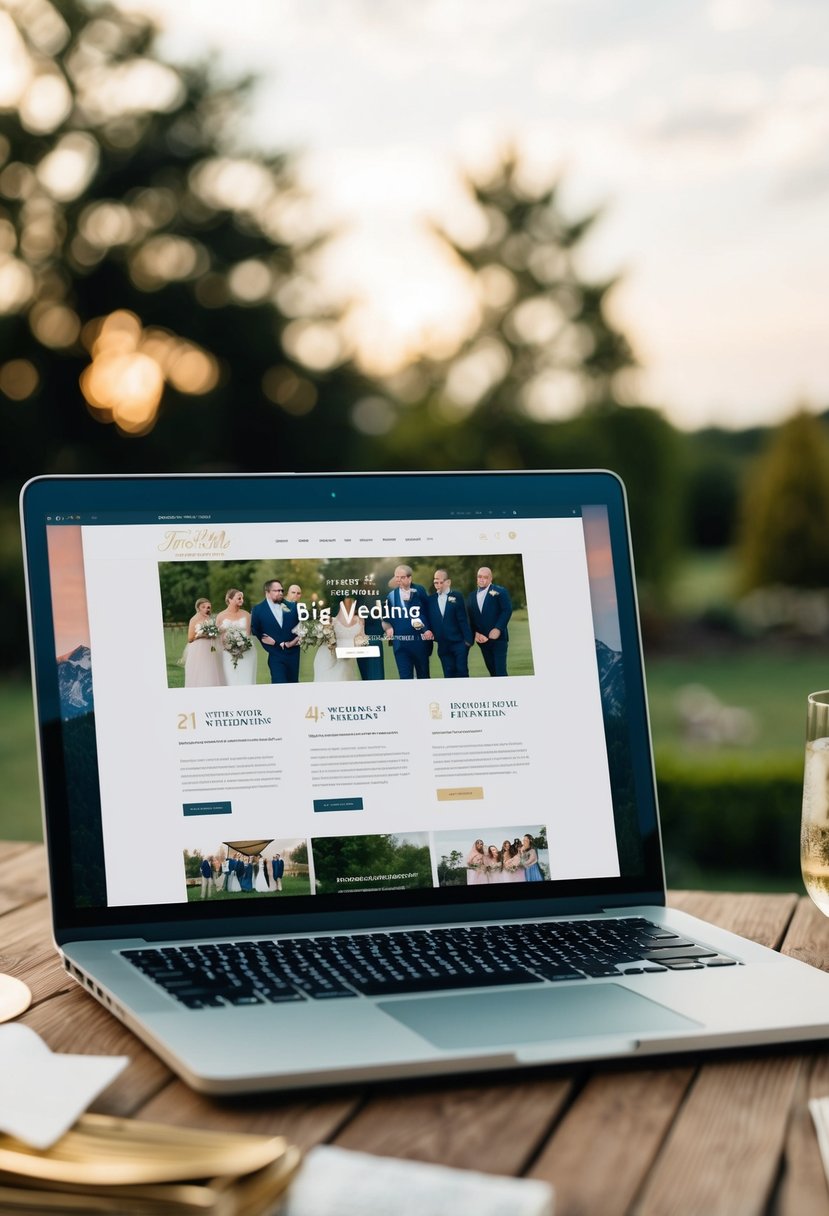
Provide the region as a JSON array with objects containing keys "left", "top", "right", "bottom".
[
  {"left": 635, "top": 1055, "right": 803, "bottom": 1216},
  {"left": 0, "top": 842, "right": 47, "bottom": 916},
  {"left": 774, "top": 1053, "right": 829, "bottom": 1216},
  {"left": 780, "top": 897, "right": 829, "bottom": 971},
  {"left": 137, "top": 1080, "right": 363, "bottom": 1152},
  {"left": 768, "top": 894, "right": 829, "bottom": 1215},
  {"left": 528, "top": 1067, "right": 694, "bottom": 1216},
  {"left": 669, "top": 890, "right": 799, "bottom": 950},
  {"left": 1, "top": 942, "right": 74, "bottom": 1004},
  {"left": 0, "top": 896, "right": 52, "bottom": 962},
  {"left": 20, "top": 987, "right": 171, "bottom": 1117},
  {"left": 333, "top": 1075, "right": 573, "bottom": 1174}
]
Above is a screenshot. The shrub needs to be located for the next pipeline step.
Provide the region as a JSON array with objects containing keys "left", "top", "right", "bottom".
[{"left": 655, "top": 753, "right": 803, "bottom": 887}]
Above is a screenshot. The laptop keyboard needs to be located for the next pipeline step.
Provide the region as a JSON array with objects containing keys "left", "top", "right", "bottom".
[{"left": 121, "top": 918, "right": 738, "bottom": 1010}]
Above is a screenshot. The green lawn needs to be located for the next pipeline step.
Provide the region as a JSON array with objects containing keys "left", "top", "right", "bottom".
[
  {"left": 186, "top": 873, "right": 311, "bottom": 901},
  {"left": 646, "top": 649, "right": 818, "bottom": 763},
  {"left": 0, "top": 680, "right": 41, "bottom": 840},
  {"left": 667, "top": 549, "right": 736, "bottom": 616}
]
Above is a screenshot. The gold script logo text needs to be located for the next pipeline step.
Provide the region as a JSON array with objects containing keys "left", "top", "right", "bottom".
[{"left": 157, "top": 528, "right": 231, "bottom": 553}]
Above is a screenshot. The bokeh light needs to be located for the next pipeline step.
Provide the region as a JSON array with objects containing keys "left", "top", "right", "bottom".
[
  {"left": 0, "top": 359, "right": 39, "bottom": 400},
  {"left": 262, "top": 366, "right": 317, "bottom": 414},
  {"left": 79, "top": 310, "right": 219, "bottom": 435}
]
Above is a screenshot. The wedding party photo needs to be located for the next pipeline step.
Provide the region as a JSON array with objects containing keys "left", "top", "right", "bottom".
[
  {"left": 159, "top": 555, "right": 534, "bottom": 688},
  {"left": 434, "top": 825, "right": 550, "bottom": 888},
  {"left": 182, "top": 837, "right": 310, "bottom": 902}
]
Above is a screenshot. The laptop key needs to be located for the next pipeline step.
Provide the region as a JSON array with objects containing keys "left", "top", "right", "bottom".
[
  {"left": 643, "top": 947, "right": 718, "bottom": 962},
  {"left": 355, "top": 969, "right": 544, "bottom": 997}
]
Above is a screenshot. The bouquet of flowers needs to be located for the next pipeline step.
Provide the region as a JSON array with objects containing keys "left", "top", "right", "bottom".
[
  {"left": 293, "top": 620, "right": 337, "bottom": 654},
  {"left": 194, "top": 619, "right": 220, "bottom": 651},
  {"left": 221, "top": 624, "right": 252, "bottom": 668}
]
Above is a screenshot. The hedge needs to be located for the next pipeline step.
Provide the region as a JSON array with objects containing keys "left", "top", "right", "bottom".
[{"left": 654, "top": 753, "right": 803, "bottom": 887}]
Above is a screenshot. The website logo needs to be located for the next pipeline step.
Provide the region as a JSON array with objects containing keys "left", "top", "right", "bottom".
[{"left": 157, "top": 528, "right": 231, "bottom": 555}]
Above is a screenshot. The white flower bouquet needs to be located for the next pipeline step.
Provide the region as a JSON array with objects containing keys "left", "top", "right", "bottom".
[
  {"left": 221, "top": 624, "right": 252, "bottom": 668},
  {"left": 195, "top": 619, "right": 220, "bottom": 651}
]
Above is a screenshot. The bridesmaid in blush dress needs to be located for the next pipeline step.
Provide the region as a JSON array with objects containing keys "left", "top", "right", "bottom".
[
  {"left": 465, "top": 839, "right": 487, "bottom": 885},
  {"left": 502, "top": 840, "right": 526, "bottom": 883},
  {"left": 183, "top": 598, "right": 224, "bottom": 688},
  {"left": 485, "top": 845, "right": 505, "bottom": 883}
]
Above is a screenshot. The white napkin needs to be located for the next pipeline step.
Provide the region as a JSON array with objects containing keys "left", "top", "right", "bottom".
[
  {"left": 810, "top": 1096, "right": 829, "bottom": 1183},
  {"left": 0, "top": 1024, "right": 128, "bottom": 1149},
  {"left": 279, "top": 1145, "right": 554, "bottom": 1216}
]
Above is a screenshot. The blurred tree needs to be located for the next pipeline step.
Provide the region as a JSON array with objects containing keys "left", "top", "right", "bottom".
[
  {"left": 289, "top": 841, "right": 307, "bottom": 866},
  {"left": 158, "top": 560, "right": 206, "bottom": 622},
  {"left": 0, "top": 0, "right": 367, "bottom": 668},
  {"left": 363, "top": 155, "right": 684, "bottom": 597},
  {"left": 738, "top": 409, "right": 829, "bottom": 592},
  {"left": 684, "top": 424, "right": 770, "bottom": 550}
]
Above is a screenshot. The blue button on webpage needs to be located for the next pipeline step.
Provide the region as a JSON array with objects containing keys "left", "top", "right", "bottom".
[
  {"left": 313, "top": 797, "right": 364, "bottom": 813},
  {"left": 182, "top": 801, "right": 232, "bottom": 817}
]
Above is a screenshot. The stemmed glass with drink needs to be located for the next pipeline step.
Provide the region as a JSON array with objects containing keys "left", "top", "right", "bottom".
[{"left": 801, "top": 691, "right": 829, "bottom": 913}]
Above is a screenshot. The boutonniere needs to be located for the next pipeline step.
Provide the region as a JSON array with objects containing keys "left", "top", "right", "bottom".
[
  {"left": 447, "top": 595, "right": 457, "bottom": 602},
  {"left": 488, "top": 589, "right": 499, "bottom": 597}
]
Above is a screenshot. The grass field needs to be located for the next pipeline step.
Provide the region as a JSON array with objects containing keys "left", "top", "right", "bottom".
[
  {"left": 0, "top": 680, "right": 40, "bottom": 840},
  {"left": 186, "top": 874, "right": 311, "bottom": 901},
  {"left": 645, "top": 649, "right": 818, "bottom": 762}
]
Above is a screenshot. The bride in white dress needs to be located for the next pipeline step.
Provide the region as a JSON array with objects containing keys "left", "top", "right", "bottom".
[
  {"left": 253, "top": 855, "right": 271, "bottom": 893},
  {"left": 313, "top": 597, "right": 363, "bottom": 682},
  {"left": 216, "top": 589, "right": 257, "bottom": 685}
]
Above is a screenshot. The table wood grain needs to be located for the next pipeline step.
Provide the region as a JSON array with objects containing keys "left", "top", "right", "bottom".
[{"left": 3, "top": 843, "right": 829, "bottom": 1215}]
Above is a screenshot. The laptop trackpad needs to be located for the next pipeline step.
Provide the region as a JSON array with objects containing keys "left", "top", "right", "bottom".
[{"left": 377, "top": 984, "right": 700, "bottom": 1050}]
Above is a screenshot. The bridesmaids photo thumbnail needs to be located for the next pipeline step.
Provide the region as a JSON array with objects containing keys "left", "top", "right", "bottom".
[
  {"left": 434, "top": 825, "right": 549, "bottom": 888},
  {"left": 183, "top": 837, "right": 310, "bottom": 901},
  {"left": 158, "top": 555, "right": 533, "bottom": 688}
]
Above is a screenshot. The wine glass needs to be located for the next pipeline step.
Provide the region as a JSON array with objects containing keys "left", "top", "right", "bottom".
[{"left": 801, "top": 691, "right": 829, "bottom": 914}]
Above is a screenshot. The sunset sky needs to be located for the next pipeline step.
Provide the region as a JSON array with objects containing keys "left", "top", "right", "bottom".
[
  {"left": 46, "top": 526, "right": 90, "bottom": 657},
  {"left": 114, "top": 1, "right": 829, "bottom": 429}
]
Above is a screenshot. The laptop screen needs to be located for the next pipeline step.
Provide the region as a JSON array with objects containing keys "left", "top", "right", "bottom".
[{"left": 23, "top": 472, "right": 662, "bottom": 930}]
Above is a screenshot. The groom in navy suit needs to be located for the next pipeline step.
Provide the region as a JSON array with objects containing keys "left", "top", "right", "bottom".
[
  {"left": 425, "top": 568, "right": 473, "bottom": 678},
  {"left": 467, "top": 566, "right": 512, "bottom": 677},
  {"left": 250, "top": 579, "right": 301, "bottom": 683},
  {"left": 383, "top": 564, "right": 432, "bottom": 679}
]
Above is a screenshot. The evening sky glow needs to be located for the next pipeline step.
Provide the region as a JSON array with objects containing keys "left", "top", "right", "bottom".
[{"left": 93, "top": 0, "right": 829, "bottom": 427}]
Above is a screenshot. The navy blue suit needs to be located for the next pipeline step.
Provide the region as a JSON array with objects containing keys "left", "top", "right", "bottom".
[
  {"left": 250, "top": 598, "right": 300, "bottom": 684},
  {"left": 385, "top": 584, "right": 432, "bottom": 679},
  {"left": 467, "top": 583, "right": 512, "bottom": 676},
  {"left": 426, "top": 588, "right": 473, "bottom": 678}
]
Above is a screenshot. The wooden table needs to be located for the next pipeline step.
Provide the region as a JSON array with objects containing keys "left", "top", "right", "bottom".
[{"left": 4, "top": 840, "right": 829, "bottom": 1216}]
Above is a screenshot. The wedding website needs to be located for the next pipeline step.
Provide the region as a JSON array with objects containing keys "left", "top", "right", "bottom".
[{"left": 48, "top": 509, "right": 622, "bottom": 909}]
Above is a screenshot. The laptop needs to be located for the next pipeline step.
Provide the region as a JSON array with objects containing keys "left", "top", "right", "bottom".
[{"left": 20, "top": 470, "right": 829, "bottom": 1093}]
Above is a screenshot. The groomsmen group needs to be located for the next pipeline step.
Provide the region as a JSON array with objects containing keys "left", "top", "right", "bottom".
[
  {"left": 250, "top": 565, "right": 514, "bottom": 683},
  {"left": 383, "top": 563, "right": 513, "bottom": 680}
]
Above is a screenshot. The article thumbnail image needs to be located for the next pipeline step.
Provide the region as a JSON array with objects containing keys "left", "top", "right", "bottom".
[
  {"left": 183, "top": 838, "right": 310, "bottom": 901},
  {"left": 311, "top": 832, "right": 432, "bottom": 896},
  {"left": 159, "top": 556, "right": 533, "bottom": 688},
  {"left": 434, "top": 825, "right": 549, "bottom": 888}
]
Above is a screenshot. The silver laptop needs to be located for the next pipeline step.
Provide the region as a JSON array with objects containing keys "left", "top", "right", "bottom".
[{"left": 20, "top": 470, "right": 829, "bottom": 1093}]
